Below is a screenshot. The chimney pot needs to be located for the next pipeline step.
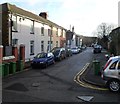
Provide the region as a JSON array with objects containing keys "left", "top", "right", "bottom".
[{"left": 39, "top": 12, "right": 47, "bottom": 19}]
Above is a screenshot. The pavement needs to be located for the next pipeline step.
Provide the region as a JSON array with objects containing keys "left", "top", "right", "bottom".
[{"left": 81, "top": 49, "right": 108, "bottom": 88}]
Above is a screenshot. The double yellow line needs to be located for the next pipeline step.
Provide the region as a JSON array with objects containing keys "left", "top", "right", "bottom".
[{"left": 74, "top": 63, "right": 108, "bottom": 91}]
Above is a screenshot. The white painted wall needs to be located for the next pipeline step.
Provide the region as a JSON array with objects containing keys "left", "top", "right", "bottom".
[
  {"left": 10, "top": 14, "right": 66, "bottom": 61},
  {"left": 11, "top": 15, "right": 51, "bottom": 61}
]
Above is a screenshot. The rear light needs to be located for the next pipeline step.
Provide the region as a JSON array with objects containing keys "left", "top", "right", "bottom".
[{"left": 103, "top": 59, "right": 112, "bottom": 70}]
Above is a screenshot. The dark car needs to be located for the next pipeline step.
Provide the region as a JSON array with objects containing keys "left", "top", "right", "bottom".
[
  {"left": 51, "top": 47, "right": 66, "bottom": 61},
  {"left": 31, "top": 52, "right": 55, "bottom": 68},
  {"left": 93, "top": 45, "right": 102, "bottom": 53},
  {"left": 65, "top": 48, "right": 73, "bottom": 57}
]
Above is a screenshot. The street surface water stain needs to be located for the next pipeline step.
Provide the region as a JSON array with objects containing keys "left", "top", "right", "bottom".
[{"left": 5, "top": 83, "right": 29, "bottom": 92}]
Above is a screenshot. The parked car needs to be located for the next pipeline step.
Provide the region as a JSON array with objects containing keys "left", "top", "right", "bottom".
[
  {"left": 77, "top": 47, "right": 82, "bottom": 53},
  {"left": 101, "top": 56, "right": 120, "bottom": 92},
  {"left": 51, "top": 47, "right": 66, "bottom": 61},
  {"left": 71, "top": 47, "right": 79, "bottom": 54},
  {"left": 93, "top": 45, "right": 102, "bottom": 53},
  {"left": 31, "top": 52, "right": 55, "bottom": 68},
  {"left": 65, "top": 48, "right": 73, "bottom": 57}
]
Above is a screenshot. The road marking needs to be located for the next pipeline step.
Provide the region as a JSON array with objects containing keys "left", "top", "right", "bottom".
[
  {"left": 77, "top": 96, "right": 94, "bottom": 102},
  {"left": 74, "top": 63, "right": 108, "bottom": 91}
]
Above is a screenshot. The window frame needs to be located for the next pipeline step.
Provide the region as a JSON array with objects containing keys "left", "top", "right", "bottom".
[
  {"left": 41, "top": 40, "right": 44, "bottom": 52},
  {"left": 117, "top": 61, "right": 120, "bottom": 70},
  {"left": 12, "top": 15, "right": 18, "bottom": 32},
  {"left": 56, "top": 28, "right": 58, "bottom": 37},
  {"left": 109, "top": 60, "right": 118, "bottom": 70},
  {"left": 48, "top": 29, "right": 51, "bottom": 36},
  {"left": 12, "top": 39, "right": 18, "bottom": 46},
  {"left": 41, "top": 27, "right": 44, "bottom": 36},
  {"left": 30, "top": 40, "right": 34, "bottom": 55},
  {"left": 30, "top": 20, "right": 35, "bottom": 34}
]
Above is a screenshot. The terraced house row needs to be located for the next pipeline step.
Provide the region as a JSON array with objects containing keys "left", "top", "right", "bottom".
[{"left": 0, "top": 3, "right": 67, "bottom": 62}]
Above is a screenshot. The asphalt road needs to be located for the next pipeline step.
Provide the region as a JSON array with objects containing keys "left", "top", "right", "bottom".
[{"left": 2, "top": 47, "right": 120, "bottom": 103}]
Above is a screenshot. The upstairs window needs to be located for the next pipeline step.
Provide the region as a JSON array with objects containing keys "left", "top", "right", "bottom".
[
  {"left": 61, "top": 29, "right": 63, "bottom": 37},
  {"left": 56, "top": 41, "right": 58, "bottom": 47},
  {"left": 12, "top": 15, "right": 18, "bottom": 32},
  {"left": 30, "top": 20, "right": 34, "bottom": 34},
  {"left": 56, "top": 28, "right": 58, "bottom": 37},
  {"left": 48, "top": 29, "right": 51, "bottom": 36},
  {"left": 41, "top": 27, "right": 44, "bottom": 36}
]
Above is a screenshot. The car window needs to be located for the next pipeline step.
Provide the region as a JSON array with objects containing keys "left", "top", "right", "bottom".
[
  {"left": 118, "top": 61, "right": 120, "bottom": 70},
  {"left": 109, "top": 61, "right": 118, "bottom": 70},
  {"left": 36, "top": 53, "right": 47, "bottom": 58},
  {"left": 47, "top": 53, "right": 52, "bottom": 57},
  {"left": 47, "top": 53, "right": 50, "bottom": 57},
  {"left": 53, "top": 50, "right": 60, "bottom": 56}
]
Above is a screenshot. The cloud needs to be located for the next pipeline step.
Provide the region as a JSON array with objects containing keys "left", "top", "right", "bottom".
[{"left": 0, "top": 0, "right": 119, "bottom": 36}]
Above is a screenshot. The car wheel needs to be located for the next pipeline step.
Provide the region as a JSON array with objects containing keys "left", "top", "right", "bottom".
[
  {"left": 31, "top": 65, "right": 35, "bottom": 69},
  {"left": 108, "top": 79, "right": 120, "bottom": 92},
  {"left": 44, "top": 63, "right": 48, "bottom": 68}
]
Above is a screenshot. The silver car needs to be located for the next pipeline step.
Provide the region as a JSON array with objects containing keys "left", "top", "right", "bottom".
[{"left": 101, "top": 56, "right": 120, "bottom": 92}]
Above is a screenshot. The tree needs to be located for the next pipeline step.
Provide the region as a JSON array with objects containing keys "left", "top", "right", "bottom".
[
  {"left": 94, "top": 23, "right": 116, "bottom": 49},
  {"left": 96, "top": 23, "right": 115, "bottom": 38}
]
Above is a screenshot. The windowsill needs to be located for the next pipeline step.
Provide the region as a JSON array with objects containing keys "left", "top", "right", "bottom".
[
  {"left": 30, "top": 53, "right": 34, "bottom": 56},
  {"left": 30, "top": 32, "right": 34, "bottom": 34},
  {"left": 12, "top": 30, "right": 18, "bottom": 32}
]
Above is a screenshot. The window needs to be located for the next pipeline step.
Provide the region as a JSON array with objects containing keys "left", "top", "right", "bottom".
[
  {"left": 41, "top": 41, "right": 44, "bottom": 52},
  {"left": 12, "top": 15, "right": 18, "bottom": 32},
  {"left": 30, "top": 20, "right": 34, "bottom": 34},
  {"left": 61, "top": 29, "right": 63, "bottom": 37},
  {"left": 48, "top": 29, "right": 51, "bottom": 36},
  {"left": 56, "top": 41, "right": 58, "bottom": 47},
  {"left": 41, "top": 27, "right": 44, "bottom": 35},
  {"left": 110, "top": 61, "right": 118, "bottom": 70},
  {"left": 56, "top": 28, "right": 58, "bottom": 37},
  {"left": 30, "top": 41, "right": 34, "bottom": 55},
  {"left": 12, "top": 39, "right": 18, "bottom": 46},
  {"left": 118, "top": 61, "right": 120, "bottom": 70}
]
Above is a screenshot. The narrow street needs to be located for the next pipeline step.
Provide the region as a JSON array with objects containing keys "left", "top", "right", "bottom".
[{"left": 2, "top": 47, "right": 120, "bottom": 102}]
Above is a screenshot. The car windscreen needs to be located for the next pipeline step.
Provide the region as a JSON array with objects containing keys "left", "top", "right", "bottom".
[{"left": 35, "top": 53, "right": 47, "bottom": 58}]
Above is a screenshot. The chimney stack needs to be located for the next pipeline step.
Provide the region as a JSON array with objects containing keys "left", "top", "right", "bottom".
[{"left": 39, "top": 12, "right": 47, "bottom": 19}]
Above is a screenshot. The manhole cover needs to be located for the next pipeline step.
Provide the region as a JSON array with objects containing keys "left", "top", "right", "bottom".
[{"left": 5, "top": 83, "right": 28, "bottom": 92}]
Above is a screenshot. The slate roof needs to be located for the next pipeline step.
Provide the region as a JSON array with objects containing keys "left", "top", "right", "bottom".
[{"left": 1, "top": 3, "right": 66, "bottom": 30}]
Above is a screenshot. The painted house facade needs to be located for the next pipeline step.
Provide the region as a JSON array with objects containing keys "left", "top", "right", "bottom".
[
  {"left": 66, "top": 30, "right": 82, "bottom": 48},
  {"left": 0, "top": 3, "right": 66, "bottom": 62}
]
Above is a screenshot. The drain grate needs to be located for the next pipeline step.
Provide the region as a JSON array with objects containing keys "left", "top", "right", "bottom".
[{"left": 5, "top": 83, "right": 29, "bottom": 92}]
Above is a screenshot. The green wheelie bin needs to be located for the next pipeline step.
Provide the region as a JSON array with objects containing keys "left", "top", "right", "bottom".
[
  {"left": 93, "top": 60, "right": 100, "bottom": 75},
  {"left": 4, "top": 63, "right": 10, "bottom": 76},
  {"left": 0, "top": 64, "right": 4, "bottom": 77},
  {"left": 9, "top": 62, "right": 16, "bottom": 74}
]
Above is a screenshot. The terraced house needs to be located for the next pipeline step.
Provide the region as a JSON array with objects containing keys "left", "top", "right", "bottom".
[{"left": 0, "top": 3, "right": 66, "bottom": 62}]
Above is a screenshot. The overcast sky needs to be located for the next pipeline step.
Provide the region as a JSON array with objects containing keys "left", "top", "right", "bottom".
[{"left": 0, "top": 0, "right": 119, "bottom": 36}]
